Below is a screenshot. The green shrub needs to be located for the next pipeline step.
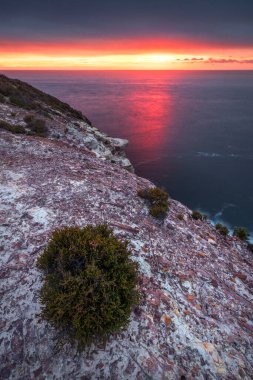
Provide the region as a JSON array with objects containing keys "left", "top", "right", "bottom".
[
  {"left": 233, "top": 227, "right": 250, "bottom": 241},
  {"left": 0, "top": 119, "right": 26, "bottom": 134},
  {"left": 0, "top": 115, "right": 49, "bottom": 137},
  {"left": 191, "top": 210, "right": 207, "bottom": 221},
  {"left": 69, "top": 109, "right": 83, "bottom": 119},
  {"left": 0, "top": 80, "right": 12, "bottom": 96},
  {"left": 177, "top": 213, "right": 184, "bottom": 221},
  {"left": 149, "top": 205, "right": 164, "bottom": 218},
  {"left": 24, "top": 114, "right": 34, "bottom": 123},
  {"left": 27, "top": 118, "right": 48, "bottom": 137},
  {"left": 37, "top": 224, "right": 139, "bottom": 350},
  {"left": 215, "top": 223, "right": 229, "bottom": 236},
  {"left": 138, "top": 187, "right": 169, "bottom": 219},
  {"left": 10, "top": 95, "right": 28, "bottom": 108},
  {"left": 0, "top": 94, "right": 5, "bottom": 103}
]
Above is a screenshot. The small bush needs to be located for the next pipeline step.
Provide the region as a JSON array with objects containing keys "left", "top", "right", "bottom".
[
  {"left": 0, "top": 119, "right": 26, "bottom": 134},
  {"left": 9, "top": 93, "right": 36, "bottom": 110},
  {"left": 191, "top": 210, "right": 207, "bottom": 221},
  {"left": 177, "top": 213, "right": 184, "bottom": 221},
  {"left": 37, "top": 224, "right": 139, "bottom": 350},
  {"left": 27, "top": 118, "right": 48, "bottom": 137},
  {"left": 215, "top": 223, "right": 229, "bottom": 236},
  {"left": 233, "top": 227, "right": 250, "bottom": 241},
  {"left": 0, "top": 80, "right": 12, "bottom": 96},
  {"left": 149, "top": 205, "right": 164, "bottom": 218},
  {"left": 0, "top": 94, "right": 5, "bottom": 103},
  {"left": 24, "top": 114, "right": 34, "bottom": 123},
  {"left": 10, "top": 95, "right": 27, "bottom": 108},
  {"left": 69, "top": 109, "right": 83, "bottom": 119},
  {"left": 138, "top": 187, "right": 169, "bottom": 219}
]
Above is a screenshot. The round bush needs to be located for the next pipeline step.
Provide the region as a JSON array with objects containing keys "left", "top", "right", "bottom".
[
  {"left": 215, "top": 223, "right": 229, "bottom": 236},
  {"left": 233, "top": 226, "right": 250, "bottom": 241},
  {"left": 191, "top": 210, "right": 207, "bottom": 221},
  {"left": 37, "top": 224, "right": 139, "bottom": 350}
]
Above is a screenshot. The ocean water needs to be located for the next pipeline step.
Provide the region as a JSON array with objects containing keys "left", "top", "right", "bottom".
[{"left": 4, "top": 70, "right": 253, "bottom": 238}]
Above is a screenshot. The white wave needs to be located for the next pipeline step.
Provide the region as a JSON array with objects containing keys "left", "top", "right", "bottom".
[
  {"left": 196, "top": 152, "right": 253, "bottom": 159},
  {"left": 196, "top": 152, "right": 221, "bottom": 157}
]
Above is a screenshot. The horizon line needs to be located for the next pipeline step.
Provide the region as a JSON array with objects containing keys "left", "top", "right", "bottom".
[{"left": 1, "top": 69, "right": 253, "bottom": 72}]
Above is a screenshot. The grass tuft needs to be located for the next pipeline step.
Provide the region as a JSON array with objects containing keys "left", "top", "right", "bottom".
[{"left": 0, "top": 119, "right": 26, "bottom": 134}]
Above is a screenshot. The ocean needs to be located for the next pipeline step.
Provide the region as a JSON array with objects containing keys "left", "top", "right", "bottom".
[{"left": 4, "top": 70, "right": 253, "bottom": 239}]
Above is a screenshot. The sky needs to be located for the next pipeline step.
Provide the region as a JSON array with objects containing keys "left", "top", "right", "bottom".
[{"left": 0, "top": 0, "right": 253, "bottom": 70}]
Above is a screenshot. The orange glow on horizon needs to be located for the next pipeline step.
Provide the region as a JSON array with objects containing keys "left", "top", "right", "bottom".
[{"left": 1, "top": 38, "right": 253, "bottom": 70}]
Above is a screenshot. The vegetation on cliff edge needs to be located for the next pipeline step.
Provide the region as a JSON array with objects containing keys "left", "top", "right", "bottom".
[
  {"left": 233, "top": 226, "right": 250, "bottom": 241},
  {"left": 191, "top": 210, "right": 207, "bottom": 221},
  {"left": 215, "top": 223, "right": 229, "bottom": 236},
  {"left": 0, "top": 74, "right": 91, "bottom": 123},
  {"left": 138, "top": 187, "right": 169, "bottom": 219}
]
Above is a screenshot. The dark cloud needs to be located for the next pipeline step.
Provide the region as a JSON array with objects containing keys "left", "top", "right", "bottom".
[
  {"left": 0, "top": 0, "right": 253, "bottom": 47},
  {"left": 177, "top": 58, "right": 203, "bottom": 62},
  {"left": 206, "top": 58, "right": 253, "bottom": 63},
  {"left": 177, "top": 57, "right": 253, "bottom": 64}
]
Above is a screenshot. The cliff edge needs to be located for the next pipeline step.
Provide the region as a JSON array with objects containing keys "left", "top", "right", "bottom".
[{"left": 0, "top": 75, "right": 253, "bottom": 380}]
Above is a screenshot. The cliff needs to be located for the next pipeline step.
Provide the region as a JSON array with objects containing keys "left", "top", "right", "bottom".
[
  {"left": 0, "top": 74, "right": 133, "bottom": 171},
  {"left": 0, "top": 75, "right": 253, "bottom": 380}
]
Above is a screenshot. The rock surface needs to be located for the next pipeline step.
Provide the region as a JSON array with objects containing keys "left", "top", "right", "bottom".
[
  {"left": 0, "top": 74, "right": 133, "bottom": 172},
  {"left": 0, "top": 76, "right": 253, "bottom": 380}
]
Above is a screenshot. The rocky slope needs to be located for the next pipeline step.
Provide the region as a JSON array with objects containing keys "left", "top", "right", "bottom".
[
  {"left": 0, "top": 75, "right": 253, "bottom": 380},
  {"left": 0, "top": 74, "right": 133, "bottom": 171}
]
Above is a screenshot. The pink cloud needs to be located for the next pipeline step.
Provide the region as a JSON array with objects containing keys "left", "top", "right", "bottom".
[
  {"left": 206, "top": 58, "right": 253, "bottom": 64},
  {"left": 176, "top": 57, "right": 253, "bottom": 64}
]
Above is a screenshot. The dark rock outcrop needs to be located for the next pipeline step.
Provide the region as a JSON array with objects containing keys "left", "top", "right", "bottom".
[{"left": 0, "top": 74, "right": 133, "bottom": 171}]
